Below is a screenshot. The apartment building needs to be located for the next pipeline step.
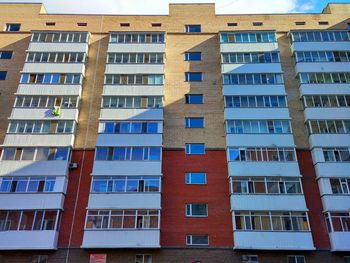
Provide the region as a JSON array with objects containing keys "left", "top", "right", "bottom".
[{"left": 0, "top": 2, "right": 349, "bottom": 263}]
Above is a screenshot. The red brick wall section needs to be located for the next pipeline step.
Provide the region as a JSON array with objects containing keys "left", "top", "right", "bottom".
[
  {"left": 58, "top": 149, "right": 94, "bottom": 248},
  {"left": 297, "top": 149, "right": 331, "bottom": 250},
  {"left": 161, "top": 149, "right": 233, "bottom": 247}
]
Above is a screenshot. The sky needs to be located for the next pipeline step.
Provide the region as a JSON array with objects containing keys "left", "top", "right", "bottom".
[{"left": 0, "top": 0, "right": 349, "bottom": 14}]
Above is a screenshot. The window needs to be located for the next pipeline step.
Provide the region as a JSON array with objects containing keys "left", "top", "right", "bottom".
[
  {"left": 345, "top": 256, "right": 350, "bottom": 263},
  {"left": 91, "top": 176, "right": 160, "bottom": 193},
  {"left": 0, "top": 51, "right": 13, "bottom": 59},
  {"left": 185, "top": 52, "right": 202, "bottom": 61},
  {"left": 120, "top": 23, "right": 130, "bottom": 27},
  {"left": 299, "top": 72, "right": 350, "bottom": 84},
  {"left": 288, "top": 256, "right": 305, "bottom": 263},
  {"left": 26, "top": 52, "right": 86, "bottom": 63},
  {"left": 222, "top": 52, "right": 280, "bottom": 64},
  {"left": 135, "top": 255, "right": 152, "bottom": 263},
  {"left": 291, "top": 31, "right": 350, "bottom": 42},
  {"left": 99, "top": 121, "right": 159, "bottom": 134},
  {"left": 326, "top": 212, "right": 350, "bottom": 232},
  {"left": 185, "top": 118, "right": 204, "bottom": 128},
  {"left": 225, "top": 95, "right": 286, "bottom": 108},
  {"left": 323, "top": 148, "right": 350, "bottom": 162},
  {"left": 295, "top": 22, "right": 306, "bottom": 25},
  {"left": 8, "top": 120, "right": 75, "bottom": 134},
  {"left": 228, "top": 23, "right": 238, "bottom": 27},
  {"left": 5, "top": 23, "right": 21, "bottom": 32},
  {"left": 102, "top": 96, "right": 162, "bottom": 108},
  {"left": 31, "top": 32, "right": 88, "bottom": 43},
  {"left": 0, "top": 71, "right": 7, "bottom": 80},
  {"left": 330, "top": 178, "right": 350, "bottom": 194},
  {"left": 303, "top": 95, "right": 350, "bottom": 108},
  {"left": 152, "top": 23, "right": 161, "bottom": 27},
  {"left": 105, "top": 74, "right": 163, "bottom": 85},
  {"left": 185, "top": 144, "right": 205, "bottom": 155},
  {"left": 234, "top": 211, "right": 310, "bottom": 231},
  {"left": 185, "top": 173, "right": 206, "bottom": 185},
  {"left": 242, "top": 255, "right": 259, "bottom": 263},
  {"left": 228, "top": 147, "right": 296, "bottom": 162},
  {"left": 45, "top": 22, "right": 56, "bottom": 26},
  {"left": 319, "top": 21, "right": 329, "bottom": 25},
  {"left": 220, "top": 32, "right": 276, "bottom": 43},
  {"left": 186, "top": 235, "right": 209, "bottom": 246},
  {"left": 185, "top": 25, "right": 201, "bottom": 33},
  {"left": 231, "top": 177, "right": 302, "bottom": 194},
  {"left": 20, "top": 73, "right": 82, "bottom": 84},
  {"left": 77, "top": 22, "right": 87, "bottom": 26},
  {"left": 110, "top": 33, "right": 165, "bottom": 43},
  {"left": 253, "top": 22, "right": 263, "bottom": 26},
  {"left": 185, "top": 72, "right": 202, "bottom": 82},
  {"left": 295, "top": 51, "right": 350, "bottom": 63},
  {"left": 31, "top": 255, "right": 48, "bottom": 263},
  {"left": 107, "top": 53, "right": 164, "bottom": 64},
  {"left": 307, "top": 120, "right": 350, "bottom": 134},
  {"left": 223, "top": 73, "right": 283, "bottom": 85},
  {"left": 85, "top": 210, "right": 159, "bottom": 229},
  {"left": 186, "top": 204, "right": 208, "bottom": 217},
  {"left": 95, "top": 147, "right": 161, "bottom": 161},
  {"left": 226, "top": 120, "right": 291, "bottom": 134},
  {"left": 185, "top": 94, "right": 203, "bottom": 104},
  {"left": 1, "top": 147, "right": 69, "bottom": 161}
]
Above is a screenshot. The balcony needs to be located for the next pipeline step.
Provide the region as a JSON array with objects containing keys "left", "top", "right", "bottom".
[
  {"left": 295, "top": 62, "right": 350, "bottom": 73},
  {"left": 0, "top": 160, "right": 69, "bottom": 176},
  {"left": 3, "top": 134, "right": 74, "bottom": 147},
  {"left": 22, "top": 63, "right": 86, "bottom": 74},
  {"left": 233, "top": 231, "right": 314, "bottom": 250},
  {"left": 223, "top": 84, "right": 286, "bottom": 96},
  {"left": 16, "top": 84, "right": 82, "bottom": 96},
  {"left": 222, "top": 63, "right": 282, "bottom": 74},
  {"left": 329, "top": 232, "right": 350, "bottom": 251},
  {"left": 228, "top": 162, "right": 300, "bottom": 177},
  {"left": 220, "top": 42, "right": 279, "bottom": 53},
  {"left": 28, "top": 42, "right": 89, "bottom": 53},
  {"left": 309, "top": 134, "right": 350, "bottom": 148},
  {"left": 304, "top": 107, "right": 350, "bottom": 120},
  {"left": 226, "top": 134, "right": 295, "bottom": 148},
  {"left": 103, "top": 85, "right": 164, "bottom": 96},
  {"left": 321, "top": 195, "right": 350, "bottom": 211},
  {"left": 300, "top": 83, "right": 350, "bottom": 95},
  {"left": 105, "top": 64, "right": 164, "bottom": 74},
  {"left": 99, "top": 108, "right": 163, "bottom": 121},
  {"left": 92, "top": 161, "right": 161, "bottom": 176},
  {"left": 96, "top": 134, "right": 162, "bottom": 147},
  {"left": 230, "top": 194, "right": 307, "bottom": 211},
  {"left": 10, "top": 108, "right": 78, "bottom": 121},
  {"left": 314, "top": 163, "right": 350, "bottom": 178},
  {"left": 0, "top": 230, "right": 58, "bottom": 250},
  {"left": 88, "top": 193, "right": 161, "bottom": 209},
  {"left": 291, "top": 41, "right": 350, "bottom": 53},
  {"left": 107, "top": 43, "right": 165, "bottom": 53},
  {"left": 82, "top": 229, "right": 160, "bottom": 248},
  {"left": 0, "top": 193, "right": 65, "bottom": 210},
  {"left": 224, "top": 108, "right": 290, "bottom": 120}
]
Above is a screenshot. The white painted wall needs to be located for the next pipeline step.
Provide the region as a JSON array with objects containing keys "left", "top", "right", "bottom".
[
  {"left": 0, "top": 193, "right": 65, "bottom": 210},
  {"left": 222, "top": 63, "right": 282, "bottom": 74},
  {"left": 230, "top": 194, "right": 307, "bottom": 211},
  {"left": 103, "top": 85, "right": 163, "bottom": 96},
  {"left": 16, "top": 84, "right": 82, "bottom": 96},
  {"left": 321, "top": 195, "right": 350, "bottom": 211},
  {"left": 92, "top": 161, "right": 162, "bottom": 176},
  {"left": 28, "top": 42, "right": 89, "bottom": 53},
  {"left": 22, "top": 63, "right": 86, "bottom": 74},
  {"left": 228, "top": 162, "right": 300, "bottom": 177},
  {"left": 96, "top": 134, "right": 162, "bottom": 147},
  {"left": 295, "top": 62, "right": 350, "bottom": 73},
  {"left": 82, "top": 229, "right": 160, "bottom": 248},
  {"left": 291, "top": 42, "right": 350, "bottom": 52},
  {"left": 0, "top": 231, "right": 58, "bottom": 250},
  {"left": 233, "top": 231, "right": 315, "bottom": 250},
  {"left": 105, "top": 64, "right": 164, "bottom": 74},
  {"left": 329, "top": 232, "right": 350, "bottom": 251},
  {"left": 300, "top": 84, "right": 350, "bottom": 95},
  {"left": 304, "top": 108, "right": 350, "bottom": 120},
  {"left": 10, "top": 108, "right": 78, "bottom": 121},
  {"left": 100, "top": 108, "right": 163, "bottom": 121},
  {"left": 3, "top": 134, "right": 74, "bottom": 147},
  {"left": 314, "top": 163, "right": 350, "bottom": 178},
  {"left": 225, "top": 108, "right": 290, "bottom": 120},
  {"left": 0, "top": 161, "right": 69, "bottom": 176},
  {"left": 88, "top": 193, "right": 161, "bottom": 209},
  {"left": 309, "top": 134, "right": 350, "bottom": 148},
  {"left": 226, "top": 134, "right": 295, "bottom": 147},
  {"left": 223, "top": 85, "right": 286, "bottom": 96},
  {"left": 220, "top": 42, "right": 279, "bottom": 52}
]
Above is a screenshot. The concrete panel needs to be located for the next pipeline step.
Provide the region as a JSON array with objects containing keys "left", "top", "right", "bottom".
[
  {"left": 96, "top": 134, "right": 162, "bottom": 147},
  {"left": 92, "top": 161, "right": 162, "bottom": 175},
  {"left": 100, "top": 108, "right": 163, "bottom": 120},
  {"left": 22, "top": 62, "right": 86, "bottom": 74},
  {"left": 228, "top": 162, "right": 300, "bottom": 177},
  {"left": 221, "top": 42, "right": 279, "bottom": 53},
  {"left": 3, "top": 134, "right": 75, "bottom": 147},
  {"left": 105, "top": 64, "right": 164, "bottom": 74},
  {"left": 222, "top": 63, "right": 282, "bottom": 74},
  {"left": 0, "top": 231, "right": 58, "bottom": 250},
  {"left": 226, "top": 134, "right": 295, "bottom": 147},
  {"left": 0, "top": 160, "right": 69, "bottom": 176},
  {"left": 0, "top": 193, "right": 65, "bottom": 210},
  {"left": 28, "top": 42, "right": 89, "bottom": 53},
  {"left": 225, "top": 108, "right": 290, "bottom": 120},
  {"left": 107, "top": 43, "right": 165, "bottom": 53},
  {"left": 103, "top": 85, "right": 164, "bottom": 96}
]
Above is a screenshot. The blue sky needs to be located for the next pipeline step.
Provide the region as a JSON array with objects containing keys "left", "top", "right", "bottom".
[{"left": 0, "top": 0, "right": 349, "bottom": 14}]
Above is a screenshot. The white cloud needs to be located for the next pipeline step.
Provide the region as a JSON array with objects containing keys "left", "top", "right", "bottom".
[{"left": 0, "top": 0, "right": 316, "bottom": 14}]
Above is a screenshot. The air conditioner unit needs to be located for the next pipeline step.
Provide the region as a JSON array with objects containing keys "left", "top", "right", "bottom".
[{"left": 69, "top": 163, "right": 78, "bottom": 169}]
